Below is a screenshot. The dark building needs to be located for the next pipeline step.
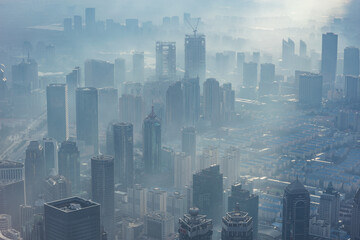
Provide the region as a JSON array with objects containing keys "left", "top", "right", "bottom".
[
  {"left": 114, "top": 58, "right": 126, "bottom": 88},
  {"left": 113, "top": 122, "right": 134, "bottom": 189},
  {"left": 119, "top": 94, "right": 144, "bottom": 132},
  {"left": 98, "top": 87, "right": 118, "bottom": 129},
  {"left": 85, "top": 60, "right": 114, "bottom": 88},
  {"left": 12, "top": 58, "right": 38, "bottom": 94},
  {"left": 203, "top": 78, "right": 220, "bottom": 126},
  {"left": 185, "top": 34, "right": 206, "bottom": 82},
  {"left": 178, "top": 208, "right": 213, "bottom": 240},
  {"left": 46, "top": 84, "right": 68, "bottom": 142},
  {"left": 237, "top": 52, "right": 245, "bottom": 77},
  {"left": 298, "top": 73, "right": 323, "bottom": 108},
  {"left": 143, "top": 108, "right": 162, "bottom": 174},
  {"left": 63, "top": 18, "right": 72, "bottom": 33},
  {"left": 345, "top": 75, "right": 360, "bottom": 102},
  {"left": 25, "top": 141, "right": 45, "bottom": 205},
  {"left": 66, "top": 67, "right": 80, "bottom": 124},
  {"left": 133, "top": 52, "right": 144, "bottom": 82},
  {"left": 183, "top": 77, "right": 200, "bottom": 126},
  {"left": 58, "top": 141, "right": 80, "bottom": 193},
  {"left": 222, "top": 205, "right": 253, "bottom": 240},
  {"left": 319, "top": 182, "right": 340, "bottom": 227},
  {"left": 228, "top": 184, "right": 258, "bottom": 239},
  {"left": 193, "top": 165, "right": 223, "bottom": 223},
  {"left": 156, "top": 42, "right": 176, "bottom": 80},
  {"left": 343, "top": 47, "right": 359, "bottom": 76},
  {"left": 43, "top": 138, "right": 58, "bottom": 176},
  {"left": 73, "top": 16, "right": 82, "bottom": 33},
  {"left": 91, "top": 155, "right": 115, "bottom": 240},
  {"left": 221, "top": 83, "right": 235, "bottom": 121},
  {"left": 321, "top": 32, "right": 338, "bottom": 91},
  {"left": 44, "top": 197, "right": 100, "bottom": 240},
  {"left": 166, "top": 81, "right": 183, "bottom": 132},
  {"left": 352, "top": 188, "right": 360, "bottom": 240},
  {"left": 282, "top": 38, "right": 295, "bottom": 68},
  {"left": 243, "top": 62, "right": 258, "bottom": 88},
  {"left": 282, "top": 180, "right": 310, "bottom": 240},
  {"left": 76, "top": 87, "right": 98, "bottom": 153},
  {"left": 85, "top": 8, "right": 96, "bottom": 32},
  {"left": 181, "top": 127, "right": 196, "bottom": 172},
  {"left": 44, "top": 175, "right": 71, "bottom": 203},
  {"left": 259, "top": 63, "right": 276, "bottom": 95}
]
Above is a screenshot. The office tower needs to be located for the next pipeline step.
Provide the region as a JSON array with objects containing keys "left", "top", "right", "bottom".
[
  {"left": 42, "top": 138, "right": 58, "bottom": 175},
  {"left": 167, "top": 192, "right": 187, "bottom": 228},
  {"left": 282, "top": 180, "right": 310, "bottom": 240},
  {"left": 352, "top": 188, "right": 360, "bottom": 239},
  {"left": 63, "top": 18, "right": 72, "bottom": 32},
  {"left": 98, "top": 87, "right": 118, "bottom": 128},
  {"left": 113, "top": 122, "right": 134, "bottom": 189},
  {"left": 243, "top": 62, "right": 258, "bottom": 88},
  {"left": 20, "top": 205, "right": 35, "bottom": 239},
  {"left": 216, "top": 52, "right": 231, "bottom": 78},
  {"left": 119, "top": 94, "right": 144, "bottom": 131},
  {"left": 181, "top": 127, "right": 196, "bottom": 171},
  {"left": 300, "top": 40, "right": 307, "bottom": 58},
  {"left": 203, "top": 78, "right": 220, "bottom": 126},
  {"left": 222, "top": 205, "right": 253, "bottom": 240},
  {"left": 133, "top": 52, "right": 144, "bottom": 82},
  {"left": 183, "top": 77, "right": 200, "bottom": 125},
  {"left": 198, "top": 146, "right": 218, "bottom": 171},
  {"left": 91, "top": 155, "right": 115, "bottom": 240},
  {"left": 0, "top": 180, "right": 25, "bottom": 230},
  {"left": 237, "top": 52, "right": 245, "bottom": 75},
  {"left": 46, "top": 84, "right": 68, "bottom": 143},
  {"left": 185, "top": 33, "right": 206, "bottom": 82},
  {"left": 221, "top": 83, "right": 235, "bottom": 121},
  {"left": 30, "top": 214, "right": 44, "bottom": 240},
  {"left": 319, "top": 182, "right": 340, "bottom": 227},
  {"left": 193, "top": 165, "right": 223, "bottom": 222},
  {"left": 161, "top": 147, "right": 175, "bottom": 175},
  {"left": 114, "top": 58, "right": 126, "bottom": 88},
  {"left": 66, "top": 67, "right": 80, "bottom": 123},
  {"left": 298, "top": 73, "right": 323, "bottom": 107},
  {"left": 321, "top": 32, "right": 338, "bottom": 91},
  {"left": 345, "top": 76, "right": 360, "bottom": 102},
  {"left": 344, "top": 47, "right": 359, "bottom": 76},
  {"left": 143, "top": 108, "right": 161, "bottom": 174},
  {"left": 85, "top": 8, "right": 96, "bottom": 32},
  {"left": 76, "top": 87, "right": 98, "bottom": 152},
  {"left": 228, "top": 183, "right": 258, "bottom": 239},
  {"left": 0, "top": 214, "right": 11, "bottom": 230},
  {"left": 58, "top": 141, "right": 80, "bottom": 193},
  {"left": 85, "top": 59, "right": 114, "bottom": 88},
  {"left": 44, "top": 175, "right": 71, "bottom": 202},
  {"left": 174, "top": 152, "right": 191, "bottom": 189},
  {"left": 259, "top": 63, "right": 275, "bottom": 95},
  {"left": 147, "top": 188, "right": 167, "bottom": 213},
  {"left": 178, "top": 208, "right": 213, "bottom": 240},
  {"left": 0, "top": 160, "right": 23, "bottom": 183},
  {"left": 125, "top": 19, "right": 139, "bottom": 34},
  {"left": 122, "top": 220, "right": 144, "bottom": 240},
  {"left": 156, "top": 42, "right": 176, "bottom": 80},
  {"left": 127, "top": 184, "right": 147, "bottom": 218},
  {"left": 73, "top": 15, "right": 82, "bottom": 33},
  {"left": 221, "top": 147, "right": 240, "bottom": 186},
  {"left": 166, "top": 81, "right": 183, "bottom": 131},
  {"left": 144, "top": 212, "right": 174, "bottom": 240},
  {"left": 282, "top": 38, "right": 295, "bottom": 68},
  {"left": 44, "top": 197, "right": 100, "bottom": 240},
  {"left": 25, "top": 141, "right": 45, "bottom": 205},
  {"left": 12, "top": 58, "right": 38, "bottom": 94}
]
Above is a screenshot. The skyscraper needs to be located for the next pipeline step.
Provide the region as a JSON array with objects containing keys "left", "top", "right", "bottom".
[
  {"left": 193, "top": 165, "right": 223, "bottom": 223},
  {"left": 76, "top": 87, "right": 98, "bottom": 152},
  {"left": 46, "top": 84, "right": 68, "bottom": 142},
  {"left": 300, "top": 40, "right": 307, "bottom": 58},
  {"left": 147, "top": 188, "right": 167, "bottom": 213},
  {"left": 58, "top": 141, "right": 80, "bottom": 193},
  {"left": 351, "top": 188, "right": 360, "bottom": 240},
  {"left": 63, "top": 18, "right": 72, "bottom": 33},
  {"left": 319, "top": 182, "right": 340, "bottom": 227},
  {"left": 66, "top": 67, "right": 80, "bottom": 124},
  {"left": 344, "top": 47, "right": 359, "bottom": 76},
  {"left": 203, "top": 78, "right": 220, "bottom": 126},
  {"left": 181, "top": 127, "right": 196, "bottom": 172},
  {"left": 166, "top": 81, "right": 183, "bottom": 131},
  {"left": 282, "top": 180, "right": 310, "bottom": 240},
  {"left": 185, "top": 34, "right": 206, "bottom": 82},
  {"left": 43, "top": 138, "right": 58, "bottom": 176},
  {"left": 0, "top": 160, "right": 23, "bottom": 183},
  {"left": 12, "top": 58, "right": 38, "bottom": 94},
  {"left": 91, "top": 155, "right": 115, "bottom": 240},
  {"left": 282, "top": 38, "right": 295, "bottom": 68},
  {"left": 156, "top": 42, "right": 176, "bottom": 80},
  {"left": 144, "top": 212, "right": 174, "bottom": 240},
  {"left": 228, "top": 183, "right": 258, "bottom": 239},
  {"left": 237, "top": 52, "right": 245, "bottom": 77},
  {"left": 298, "top": 73, "right": 323, "bottom": 107},
  {"left": 85, "top": 60, "right": 114, "bottom": 88},
  {"left": 321, "top": 32, "right": 338, "bottom": 91},
  {"left": 98, "top": 87, "right": 118, "bottom": 129},
  {"left": 25, "top": 141, "right": 45, "bottom": 205},
  {"left": 44, "top": 197, "right": 100, "bottom": 240},
  {"left": 127, "top": 184, "right": 147, "bottom": 218},
  {"left": 119, "top": 94, "right": 144, "bottom": 132},
  {"left": 345, "top": 75, "right": 360, "bottom": 102},
  {"left": 259, "top": 63, "right": 275, "bottom": 95},
  {"left": 222, "top": 204, "right": 253, "bottom": 240},
  {"left": 178, "top": 208, "right": 213, "bottom": 240},
  {"left": 174, "top": 152, "right": 191, "bottom": 189},
  {"left": 113, "top": 122, "right": 134, "bottom": 189},
  {"left": 133, "top": 52, "right": 144, "bottom": 82},
  {"left": 221, "top": 83, "right": 235, "bottom": 121},
  {"left": 44, "top": 175, "right": 71, "bottom": 202},
  {"left": 85, "top": 8, "right": 96, "bottom": 33},
  {"left": 114, "top": 58, "right": 126, "bottom": 88},
  {"left": 183, "top": 77, "right": 200, "bottom": 125},
  {"left": 143, "top": 108, "right": 161, "bottom": 174},
  {"left": 243, "top": 62, "right": 258, "bottom": 88},
  {"left": 73, "top": 16, "right": 82, "bottom": 34}
]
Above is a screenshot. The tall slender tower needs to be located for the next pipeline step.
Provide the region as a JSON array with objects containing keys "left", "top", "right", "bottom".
[
  {"left": 166, "top": 81, "right": 183, "bottom": 131},
  {"left": 185, "top": 32, "right": 206, "bottom": 83},
  {"left": 352, "top": 188, "right": 360, "bottom": 239},
  {"left": 143, "top": 108, "right": 161, "bottom": 174},
  {"left": 58, "top": 141, "right": 80, "bottom": 193},
  {"left": 344, "top": 47, "right": 359, "bottom": 76},
  {"left": 183, "top": 77, "right": 200, "bottom": 125},
  {"left": 203, "top": 78, "right": 220, "bottom": 126},
  {"left": 156, "top": 42, "right": 176, "bottom": 80},
  {"left": 181, "top": 127, "right": 196, "bottom": 172},
  {"left": 321, "top": 32, "right": 338, "bottom": 92}
]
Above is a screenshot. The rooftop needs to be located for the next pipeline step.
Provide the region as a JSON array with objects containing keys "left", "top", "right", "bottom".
[
  {"left": 0, "top": 160, "right": 23, "bottom": 168},
  {"left": 45, "top": 197, "right": 99, "bottom": 213}
]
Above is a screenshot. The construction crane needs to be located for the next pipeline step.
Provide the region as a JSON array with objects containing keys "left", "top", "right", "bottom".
[{"left": 185, "top": 16, "right": 200, "bottom": 37}]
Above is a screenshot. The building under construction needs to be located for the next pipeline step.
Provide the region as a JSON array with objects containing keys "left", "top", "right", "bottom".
[{"left": 156, "top": 41, "right": 176, "bottom": 81}]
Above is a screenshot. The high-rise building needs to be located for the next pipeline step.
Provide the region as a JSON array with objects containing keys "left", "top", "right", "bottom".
[
  {"left": 127, "top": 184, "right": 147, "bottom": 218},
  {"left": 133, "top": 52, "right": 144, "bottom": 82},
  {"left": 221, "top": 83, "right": 235, "bottom": 121},
  {"left": 58, "top": 141, "right": 80, "bottom": 193},
  {"left": 66, "top": 67, "right": 80, "bottom": 123},
  {"left": 178, "top": 208, "right": 213, "bottom": 240},
  {"left": 20, "top": 204, "right": 35, "bottom": 239},
  {"left": 144, "top": 212, "right": 174, "bottom": 240},
  {"left": 237, "top": 52, "right": 245, "bottom": 77},
  {"left": 193, "top": 165, "right": 223, "bottom": 223},
  {"left": 181, "top": 127, "right": 196, "bottom": 172},
  {"left": 143, "top": 108, "right": 161, "bottom": 174},
  {"left": 183, "top": 77, "right": 200, "bottom": 125},
  {"left": 119, "top": 94, "right": 144, "bottom": 132},
  {"left": 46, "top": 84, "right": 69, "bottom": 142},
  {"left": 91, "top": 155, "right": 115, "bottom": 240},
  {"left": 203, "top": 78, "right": 220, "bottom": 126},
  {"left": 185, "top": 34, "right": 206, "bottom": 82},
  {"left": 76, "top": 87, "right": 98, "bottom": 152},
  {"left": 167, "top": 192, "right": 188, "bottom": 229},
  {"left": 25, "top": 141, "right": 45, "bottom": 205},
  {"left": 228, "top": 183, "right": 258, "bottom": 239},
  {"left": 174, "top": 152, "right": 192, "bottom": 189},
  {"left": 85, "top": 59, "right": 114, "bottom": 88},
  {"left": 73, "top": 16, "right": 82, "bottom": 34},
  {"left": 44, "top": 197, "right": 101, "bottom": 240},
  {"left": 282, "top": 180, "right": 310, "bottom": 240},
  {"left": 344, "top": 46, "right": 359, "bottom": 77},
  {"left": 298, "top": 73, "right": 323, "bottom": 107},
  {"left": 166, "top": 81, "right": 183, "bottom": 131},
  {"left": 282, "top": 38, "right": 295, "bottom": 68},
  {"left": 113, "top": 122, "right": 134, "bottom": 189},
  {"left": 243, "top": 62, "right": 258, "bottom": 88},
  {"left": 114, "top": 58, "right": 126, "bottom": 88},
  {"left": 156, "top": 42, "right": 176, "bottom": 80},
  {"left": 221, "top": 147, "right": 240, "bottom": 186},
  {"left": 221, "top": 205, "right": 253, "bottom": 240},
  {"left": 44, "top": 175, "right": 71, "bottom": 202},
  {"left": 321, "top": 32, "right": 338, "bottom": 91},
  {"left": 42, "top": 138, "right": 58, "bottom": 176},
  {"left": 147, "top": 188, "right": 167, "bottom": 213},
  {"left": 351, "top": 188, "right": 360, "bottom": 239},
  {"left": 98, "top": 87, "right": 118, "bottom": 128},
  {"left": 12, "top": 58, "right": 38, "bottom": 94},
  {"left": 300, "top": 40, "right": 307, "bottom": 58},
  {"left": 0, "top": 160, "right": 23, "bottom": 183},
  {"left": 319, "top": 182, "right": 340, "bottom": 227},
  {"left": 85, "top": 8, "right": 96, "bottom": 32},
  {"left": 259, "top": 63, "right": 276, "bottom": 95},
  {"left": 345, "top": 75, "right": 360, "bottom": 102},
  {"left": 63, "top": 18, "right": 72, "bottom": 33}
]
